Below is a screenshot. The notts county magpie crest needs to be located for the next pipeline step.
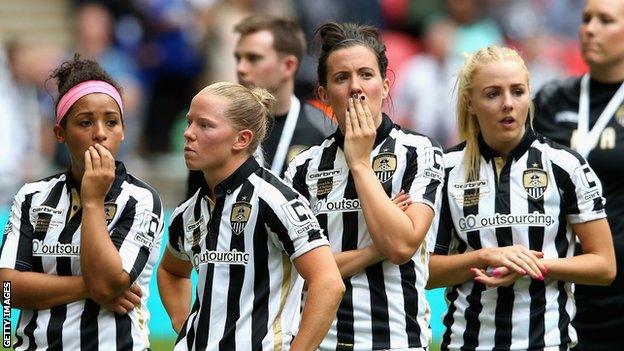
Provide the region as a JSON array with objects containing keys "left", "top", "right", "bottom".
[
  {"left": 231, "top": 202, "right": 252, "bottom": 235},
  {"left": 372, "top": 153, "right": 397, "bottom": 183},
  {"left": 523, "top": 168, "right": 548, "bottom": 200}
]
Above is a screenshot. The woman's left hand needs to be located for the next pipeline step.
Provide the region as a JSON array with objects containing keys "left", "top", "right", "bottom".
[
  {"left": 81, "top": 144, "right": 116, "bottom": 204},
  {"left": 343, "top": 94, "right": 376, "bottom": 171}
]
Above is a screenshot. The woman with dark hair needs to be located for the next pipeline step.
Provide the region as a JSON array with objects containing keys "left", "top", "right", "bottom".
[
  {"left": 533, "top": 1, "right": 624, "bottom": 349},
  {"left": 285, "top": 22, "right": 444, "bottom": 350},
  {"left": 0, "top": 55, "right": 164, "bottom": 350}
]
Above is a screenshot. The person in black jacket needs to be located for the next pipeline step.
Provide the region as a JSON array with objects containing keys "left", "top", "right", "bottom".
[
  {"left": 186, "top": 15, "right": 335, "bottom": 197},
  {"left": 533, "top": 0, "right": 624, "bottom": 349}
]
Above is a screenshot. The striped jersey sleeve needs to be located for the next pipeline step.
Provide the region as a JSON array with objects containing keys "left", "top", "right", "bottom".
[
  {"left": 0, "top": 185, "right": 38, "bottom": 271},
  {"left": 431, "top": 147, "right": 463, "bottom": 255},
  {"left": 399, "top": 131, "right": 445, "bottom": 213},
  {"left": 166, "top": 197, "right": 196, "bottom": 261},
  {"left": 542, "top": 142, "right": 606, "bottom": 223},
  {"left": 253, "top": 171, "right": 329, "bottom": 261},
  {"left": 112, "top": 183, "right": 164, "bottom": 282}
]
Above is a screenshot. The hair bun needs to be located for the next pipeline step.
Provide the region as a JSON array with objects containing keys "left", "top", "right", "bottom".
[{"left": 250, "top": 87, "right": 276, "bottom": 118}]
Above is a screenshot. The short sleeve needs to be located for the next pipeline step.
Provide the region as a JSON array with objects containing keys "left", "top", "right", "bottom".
[
  {"left": 110, "top": 192, "right": 164, "bottom": 282},
  {"left": 564, "top": 161, "right": 606, "bottom": 224},
  {"left": 405, "top": 144, "right": 445, "bottom": 214},
  {"left": 265, "top": 195, "right": 329, "bottom": 261},
  {"left": 0, "top": 191, "right": 33, "bottom": 271},
  {"left": 429, "top": 171, "right": 457, "bottom": 255},
  {"left": 166, "top": 207, "right": 191, "bottom": 261}
]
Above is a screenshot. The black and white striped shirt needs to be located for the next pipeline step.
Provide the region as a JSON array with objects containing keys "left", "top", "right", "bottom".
[
  {"left": 285, "top": 114, "right": 444, "bottom": 350},
  {"left": 167, "top": 157, "right": 329, "bottom": 351},
  {"left": 0, "top": 162, "right": 164, "bottom": 350},
  {"left": 432, "top": 130, "right": 606, "bottom": 350}
]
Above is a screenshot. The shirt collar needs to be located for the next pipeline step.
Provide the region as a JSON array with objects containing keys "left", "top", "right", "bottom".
[
  {"left": 478, "top": 128, "right": 536, "bottom": 162},
  {"left": 201, "top": 156, "right": 260, "bottom": 198},
  {"left": 333, "top": 113, "right": 395, "bottom": 149}
]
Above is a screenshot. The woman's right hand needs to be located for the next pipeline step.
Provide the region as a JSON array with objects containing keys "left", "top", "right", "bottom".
[
  {"left": 470, "top": 267, "right": 522, "bottom": 288},
  {"left": 477, "top": 245, "right": 547, "bottom": 280},
  {"left": 343, "top": 94, "right": 376, "bottom": 172},
  {"left": 102, "top": 283, "right": 142, "bottom": 315},
  {"left": 392, "top": 190, "right": 411, "bottom": 212}
]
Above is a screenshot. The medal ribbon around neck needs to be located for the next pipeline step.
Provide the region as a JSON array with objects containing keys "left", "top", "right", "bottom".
[{"left": 576, "top": 74, "right": 624, "bottom": 158}]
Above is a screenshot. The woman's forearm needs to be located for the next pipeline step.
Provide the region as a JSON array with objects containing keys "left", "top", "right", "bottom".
[{"left": 0, "top": 269, "right": 89, "bottom": 309}]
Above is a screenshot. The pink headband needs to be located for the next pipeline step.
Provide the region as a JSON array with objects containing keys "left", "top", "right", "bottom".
[{"left": 55, "top": 80, "right": 124, "bottom": 125}]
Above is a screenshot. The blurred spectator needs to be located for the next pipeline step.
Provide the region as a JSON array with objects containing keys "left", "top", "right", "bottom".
[
  {"left": 72, "top": 2, "right": 145, "bottom": 161},
  {"left": 544, "top": 0, "right": 585, "bottom": 40},
  {"left": 294, "top": 0, "right": 383, "bottom": 100},
  {"left": 393, "top": 17, "right": 459, "bottom": 148},
  {"left": 187, "top": 14, "right": 335, "bottom": 197},
  {"left": 134, "top": 0, "right": 205, "bottom": 154},
  {"left": 446, "top": 0, "right": 503, "bottom": 69},
  {"left": 1, "top": 41, "right": 62, "bottom": 205},
  {"left": 382, "top": 0, "right": 445, "bottom": 36},
  {"left": 0, "top": 45, "right": 26, "bottom": 205}
]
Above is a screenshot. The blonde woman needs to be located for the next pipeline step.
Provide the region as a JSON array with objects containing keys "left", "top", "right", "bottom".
[
  {"left": 430, "top": 46, "right": 615, "bottom": 350},
  {"left": 157, "top": 82, "right": 344, "bottom": 351}
]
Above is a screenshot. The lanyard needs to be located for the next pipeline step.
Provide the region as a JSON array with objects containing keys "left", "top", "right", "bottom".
[
  {"left": 576, "top": 74, "right": 624, "bottom": 158},
  {"left": 271, "top": 95, "right": 301, "bottom": 174}
]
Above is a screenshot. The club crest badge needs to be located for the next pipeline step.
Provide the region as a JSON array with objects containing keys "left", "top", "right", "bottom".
[
  {"left": 372, "top": 153, "right": 397, "bottom": 183},
  {"left": 523, "top": 168, "right": 548, "bottom": 200},
  {"left": 230, "top": 202, "right": 252, "bottom": 235}
]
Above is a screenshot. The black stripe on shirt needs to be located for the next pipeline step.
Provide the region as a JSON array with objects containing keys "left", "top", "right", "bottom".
[
  {"left": 22, "top": 310, "right": 38, "bottom": 351},
  {"left": 14, "top": 193, "right": 36, "bottom": 271},
  {"left": 251, "top": 209, "right": 270, "bottom": 350},
  {"left": 434, "top": 170, "right": 453, "bottom": 254},
  {"left": 366, "top": 261, "right": 390, "bottom": 349},
  {"left": 193, "top": 193, "right": 222, "bottom": 351},
  {"left": 219, "top": 181, "right": 254, "bottom": 351},
  {"left": 336, "top": 172, "right": 358, "bottom": 350},
  {"left": 441, "top": 286, "right": 459, "bottom": 351},
  {"left": 551, "top": 164, "right": 573, "bottom": 347},
  {"left": 80, "top": 299, "right": 100, "bottom": 350},
  {"left": 35, "top": 182, "right": 66, "bottom": 351},
  {"left": 292, "top": 159, "right": 312, "bottom": 200},
  {"left": 110, "top": 197, "right": 138, "bottom": 250},
  {"left": 493, "top": 159, "right": 514, "bottom": 349},
  {"left": 400, "top": 259, "right": 421, "bottom": 348},
  {"left": 179, "top": 197, "right": 206, "bottom": 349},
  {"left": 527, "top": 147, "right": 547, "bottom": 349},
  {"left": 315, "top": 142, "right": 339, "bottom": 245},
  {"left": 401, "top": 146, "right": 419, "bottom": 194},
  {"left": 460, "top": 185, "right": 484, "bottom": 350},
  {"left": 551, "top": 163, "right": 580, "bottom": 216},
  {"left": 116, "top": 312, "right": 133, "bottom": 350}
]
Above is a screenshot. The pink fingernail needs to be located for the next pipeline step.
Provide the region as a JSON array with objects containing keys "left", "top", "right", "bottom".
[{"left": 492, "top": 268, "right": 500, "bottom": 277}]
